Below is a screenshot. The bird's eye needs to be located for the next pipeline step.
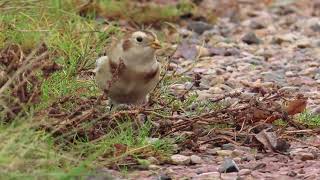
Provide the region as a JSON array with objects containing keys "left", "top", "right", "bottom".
[{"left": 136, "top": 36, "right": 143, "bottom": 42}]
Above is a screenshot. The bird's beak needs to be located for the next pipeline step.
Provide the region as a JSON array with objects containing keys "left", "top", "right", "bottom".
[{"left": 151, "top": 39, "right": 162, "bottom": 49}]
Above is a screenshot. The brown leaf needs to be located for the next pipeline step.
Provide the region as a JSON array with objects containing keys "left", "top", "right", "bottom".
[
  {"left": 254, "top": 130, "right": 277, "bottom": 152},
  {"left": 113, "top": 143, "right": 128, "bottom": 157},
  {"left": 253, "top": 108, "right": 270, "bottom": 121},
  {"left": 285, "top": 97, "right": 307, "bottom": 115},
  {"left": 254, "top": 130, "right": 290, "bottom": 152}
]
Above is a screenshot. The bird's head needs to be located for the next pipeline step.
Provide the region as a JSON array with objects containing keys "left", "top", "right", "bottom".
[{"left": 121, "top": 31, "right": 161, "bottom": 61}]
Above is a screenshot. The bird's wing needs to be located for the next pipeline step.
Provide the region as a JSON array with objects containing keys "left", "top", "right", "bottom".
[{"left": 94, "top": 56, "right": 109, "bottom": 73}]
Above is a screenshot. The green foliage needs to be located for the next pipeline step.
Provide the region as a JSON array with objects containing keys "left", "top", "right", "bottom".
[
  {"left": 299, "top": 111, "right": 320, "bottom": 127},
  {"left": 0, "top": 0, "right": 174, "bottom": 177}
]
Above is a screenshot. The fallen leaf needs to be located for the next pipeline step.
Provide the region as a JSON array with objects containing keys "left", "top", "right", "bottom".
[
  {"left": 254, "top": 130, "right": 290, "bottom": 152},
  {"left": 285, "top": 97, "right": 307, "bottom": 115},
  {"left": 113, "top": 143, "right": 128, "bottom": 157},
  {"left": 253, "top": 108, "right": 270, "bottom": 121}
]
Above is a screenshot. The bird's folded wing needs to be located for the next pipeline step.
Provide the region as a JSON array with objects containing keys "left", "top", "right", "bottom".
[{"left": 94, "top": 56, "right": 109, "bottom": 73}]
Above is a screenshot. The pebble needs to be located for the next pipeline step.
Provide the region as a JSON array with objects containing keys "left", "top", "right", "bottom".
[
  {"left": 249, "top": 20, "right": 265, "bottom": 29},
  {"left": 158, "top": 174, "right": 172, "bottom": 180},
  {"left": 220, "top": 172, "right": 239, "bottom": 180},
  {"left": 190, "top": 155, "right": 203, "bottom": 164},
  {"left": 149, "top": 165, "right": 161, "bottom": 170},
  {"left": 310, "top": 23, "right": 320, "bottom": 32},
  {"left": 272, "top": 33, "right": 297, "bottom": 44},
  {"left": 287, "top": 171, "right": 297, "bottom": 177},
  {"left": 187, "top": 21, "right": 213, "bottom": 35},
  {"left": 296, "top": 39, "right": 312, "bottom": 48},
  {"left": 311, "top": 106, "right": 320, "bottom": 115},
  {"left": 279, "top": 86, "right": 299, "bottom": 93},
  {"left": 195, "top": 172, "right": 220, "bottom": 179},
  {"left": 171, "top": 154, "right": 191, "bottom": 165},
  {"left": 241, "top": 32, "right": 261, "bottom": 44},
  {"left": 206, "top": 148, "right": 218, "bottom": 155},
  {"left": 222, "top": 143, "right": 236, "bottom": 150},
  {"left": 217, "top": 150, "right": 234, "bottom": 157},
  {"left": 299, "top": 67, "right": 319, "bottom": 76},
  {"left": 300, "top": 153, "right": 315, "bottom": 161},
  {"left": 238, "top": 169, "right": 252, "bottom": 176}
]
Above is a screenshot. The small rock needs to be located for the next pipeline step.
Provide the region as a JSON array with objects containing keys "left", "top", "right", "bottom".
[
  {"left": 299, "top": 67, "right": 319, "bottom": 76},
  {"left": 272, "top": 33, "right": 297, "bottom": 44},
  {"left": 249, "top": 20, "right": 265, "bottom": 29},
  {"left": 255, "top": 154, "right": 264, "bottom": 160},
  {"left": 239, "top": 169, "right": 251, "bottom": 176},
  {"left": 310, "top": 23, "right": 320, "bottom": 32},
  {"left": 220, "top": 172, "right": 239, "bottom": 180},
  {"left": 217, "top": 150, "right": 233, "bottom": 157},
  {"left": 300, "top": 152, "right": 315, "bottom": 161},
  {"left": 232, "top": 149, "right": 244, "bottom": 157},
  {"left": 197, "top": 90, "right": 215, "bottom": 101},
  {"left": 261, "top": 71, "right": 285, "bottom": 83},
  {"left": 296, "top": 39, "right": 312, "bottom": 48},
  {"left": 224, "top": 48, "right": 241, "bottom": 56},
  {"left": 209, "top": 87, "right": 224, "bottom": 94},
  {"left": 241, "top": 32, "right": 261, "bottom": 45},
  {"left": 287, "top": 171, "right": 297, "bottom": 177},
  {"left": 222, "top": 143, "right": 236, "bottom": 150},
  {"left": 171, "top": 154, "right": 191, "bottom": 165},
  {"left": 206, "top": 148, "right": 218, "bottom": 155},
  {"left": 311, "top": 106, "right": 320, "bottom": 115},
  {"left": 285, "top": 71, "right": 296, "bottom": 77},
  {"left": 240, "top": 92, "right": 256, "bottom": 100},
  {"left": 158, "top": 174, "right": 172, "bottom": 180},
  {"left": 209, "top": 47, "right": 227, "bottom": 56},
  {"left": 218, "top": 158, "right": 240, "bottom": 173},
  {"left": 187, "top": 21, "right": 213, "bottom": 35},
  {"left": 190, "top": 155, "right": 203, "bottom": 164},
  {"left": 149, "top": 165, "right": 161, "bottom": 170},
  {"left": 241, "top": 155, "right": 255, "bottom": 162},
  {"left": 279, "top": 86, "right": 299, "bottom": 93},
  {"left": 252, "top": 163, "right": 266, "bottom": 170},
  {"left": 195, "top": 172, "right": 220, "bottom": 179}
]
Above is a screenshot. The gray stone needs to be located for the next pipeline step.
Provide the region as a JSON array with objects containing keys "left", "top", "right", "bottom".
[
  {"left": 241, "top": 32, "right": 261, "bottom": 45},
  {"left": 222, "top": 143, "right": 236, "bottom": 150},
  {"left": 249, "top": 20, "right": 265, "bottom": 29},
  {"left": 207, "top": 148, "right": 218, "bottom": 155},
  {"left": 171, "top": 154, "right": 191, "bottom": 165},
  {"left": 279, "top": 86, "right": 299, "bottom": 93},
  {"left": 311, "top": 106, "right": 320, "bottom": 115},
  {"left": 310, "top": 23, "right": 320, "bottom": 32},
  {"left": 287, "top": 171, "right": 297, "bottom": 177},
  {"left": 158, "top": 174, "right": 172, "bottom": 180},
  {"left": 195, "top": 172, "right": 220, "bottom": 179},
  {"left": 187, "top": 21, "right": 213, "bottom": 35},
  {"left": 217, "top": 150, "right": 233, "bottom": 157},
  {"left": 190, "top": 155, "right": 203, "bottom": 164}
]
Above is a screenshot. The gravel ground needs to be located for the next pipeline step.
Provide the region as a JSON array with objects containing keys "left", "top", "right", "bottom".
[{"left": 91, "top": 1, "right": 320, "bottom": 179}]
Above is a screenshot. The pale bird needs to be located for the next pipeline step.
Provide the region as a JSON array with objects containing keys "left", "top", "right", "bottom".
[{"left": 95, "top": 31, "right": 161, "bottom": 108}]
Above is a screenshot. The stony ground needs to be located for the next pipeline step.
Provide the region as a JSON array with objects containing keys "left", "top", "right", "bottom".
[{"left": 93, "top": 1, "right": 320, "bottom": 179}]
